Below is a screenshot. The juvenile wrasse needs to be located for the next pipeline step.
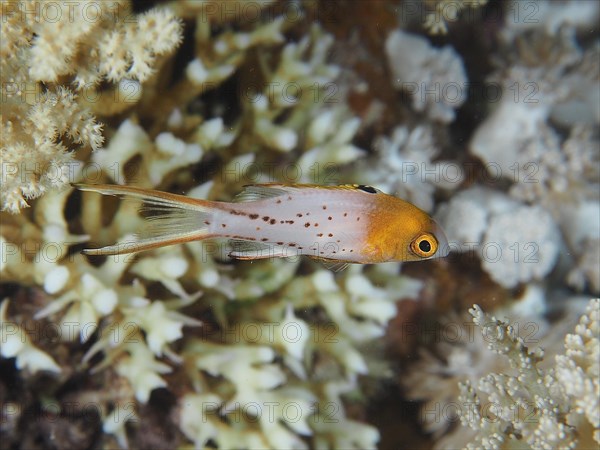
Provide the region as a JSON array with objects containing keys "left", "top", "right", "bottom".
[{"left": 76, "top": 183, "right": 449, "bottom": 266}]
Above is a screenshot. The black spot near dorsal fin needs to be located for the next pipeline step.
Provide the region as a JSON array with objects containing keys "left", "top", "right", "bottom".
[{"left": 357, "top": 185, "right": 378, "bottom": 194}]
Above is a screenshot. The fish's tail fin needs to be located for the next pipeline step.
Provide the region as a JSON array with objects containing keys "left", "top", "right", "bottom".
[{"left": 76, "top": 184, "right": 215, "bottom": 256}]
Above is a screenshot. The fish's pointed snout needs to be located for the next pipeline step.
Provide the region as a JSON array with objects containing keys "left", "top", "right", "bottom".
[{"left": 432, "top": 220, "right": 450, "bottom": 258}]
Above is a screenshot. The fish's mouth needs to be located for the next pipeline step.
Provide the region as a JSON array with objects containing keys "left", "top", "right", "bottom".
[{"left": 431, "top": 220, "right": 450, "bottom": 258}]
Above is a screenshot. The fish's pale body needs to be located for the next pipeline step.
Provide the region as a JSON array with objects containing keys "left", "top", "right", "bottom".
[{"left": 77, "top": 183, "right": 449, "bottom": 265}]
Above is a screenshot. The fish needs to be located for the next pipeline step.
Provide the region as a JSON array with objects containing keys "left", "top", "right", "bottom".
[{"left": 75, "top": 183, "right": 449, "bottom": 267}]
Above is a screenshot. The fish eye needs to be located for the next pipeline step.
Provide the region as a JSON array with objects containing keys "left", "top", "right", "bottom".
[{"left": 410, "top": 233, "right": 438, "bottom": 258}]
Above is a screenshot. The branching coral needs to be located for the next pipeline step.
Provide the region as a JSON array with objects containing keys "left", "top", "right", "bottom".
[
  {"left": 1, "top": 1, "right": 598, "bottom": 449},
  {"left": 458, "top": 299, "right": 599, "bottom": 449},
  {"left": 422, "top": 0, "right": 488, "bottom": 35},
  {"left": 0, "top": 300, "right": 61, "bottom": 374},
  {"left": 402, "top": 293, "right": 597, "bottom": 449},
  {"left": 401, "top": 285, "right": 548, "bottom": 443},
  {"left": 89, "top": 19, "right": 357, "bottom": 191},
  {"left": 22, "top": 1, "right": 182, "bottom": 86},
  {"left": 250, "top": 24, "right": 341, "bottom": 153},
  {"left": 555, "top": 299, "right": 600, "bottom": 445},
  {"left": 1, "top": 3, "right": 415, "bottom": 447},
  {"left": 1, "top": 86, "right": 103, "bottom": 212},
  {"left": 296, "top": 107, "right": 364, "bottom": 182},
  {"left": 172, "top": 264, "right": 420, "bottom": 449},
  {"left": 1, "top": 0, "right": 182, "bottom": 212}
]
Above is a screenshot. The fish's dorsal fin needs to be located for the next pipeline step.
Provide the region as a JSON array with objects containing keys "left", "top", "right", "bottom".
[
  {"left": 229, "top": 239, "right": 288, "bottom": 260},
  {"left": 233, "top": 185, "right": 289, "bottom": 203}
]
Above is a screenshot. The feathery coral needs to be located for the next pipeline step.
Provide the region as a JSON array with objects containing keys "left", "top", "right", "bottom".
[
  {"left": 458, "top": 299, "right": 600, "bottom": 449},
  {"left": 0, "top": 1, "right": 182, "bottom": 212}
]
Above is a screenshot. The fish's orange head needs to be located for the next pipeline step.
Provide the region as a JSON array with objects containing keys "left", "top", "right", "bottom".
[{"left": 368, "top": 194, "right": 450, "bottom": 263}]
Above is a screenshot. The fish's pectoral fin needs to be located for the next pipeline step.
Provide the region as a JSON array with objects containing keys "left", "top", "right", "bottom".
[
  {"left": 308, "top": 256, "right": 351, "bottom": 272},
  {"left": 77, "top": 184, "right": 214, "bottom": 256},
  {"left": 233, "top": 185, "right": 290, "bottom": 202},
  {"left": 228, "top": 239, "right": 292, "bottom": 260}
]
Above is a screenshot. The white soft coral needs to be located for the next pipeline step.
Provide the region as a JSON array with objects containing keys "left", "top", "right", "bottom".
[
  {"left": 385, "top": 29, "right": 468, "bottom": 122},
  {"left": 437, "top": 187, "right": 560, "bottom": 288}
]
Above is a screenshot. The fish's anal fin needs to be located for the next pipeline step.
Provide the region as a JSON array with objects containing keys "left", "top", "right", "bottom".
[
  {"left": 82, "top": 232, "right": 213, "bottom": 256},
  {"left": 228, "top": 239, "right": 293, "bottom": 260}
]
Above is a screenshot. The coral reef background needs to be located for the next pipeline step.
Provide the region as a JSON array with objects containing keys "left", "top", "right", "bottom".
[{"left": 1, "top": 1, "right": 598, "bottom": 449}]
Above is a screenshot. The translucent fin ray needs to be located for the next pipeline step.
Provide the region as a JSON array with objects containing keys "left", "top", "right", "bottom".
[
  {"left": 309, "top": 256, "right": 351, "bottom": 272},
  {"left": 233, "top": 185, "right": 289, "bottom": 203},
  {"left": 228, "top": 239, "right": 289, "bottom": 260},
  {"left": 76, "top": 184, "right": 214, "bottom": 256}
]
